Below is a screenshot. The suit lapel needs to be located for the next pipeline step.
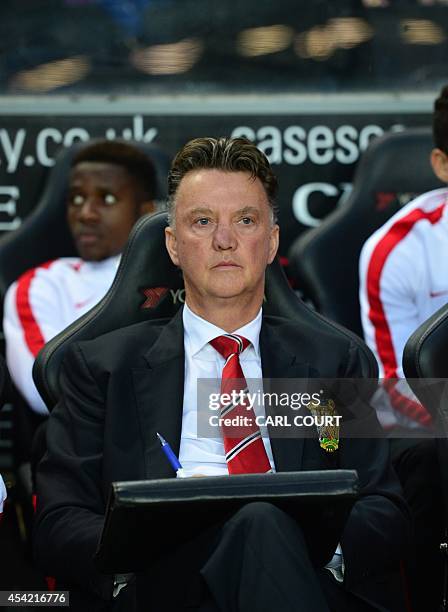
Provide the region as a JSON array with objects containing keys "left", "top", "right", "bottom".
[
  {"left": 132, "top": 309, "right": 185, "bottom": 480},
  {"left": 260, "top": 319, "right": 311, "bottom": 473}
]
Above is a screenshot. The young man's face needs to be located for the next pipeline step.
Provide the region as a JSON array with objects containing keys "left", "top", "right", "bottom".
[
  {"left": 165, "top": 169, "right": 279, "bottom": 309},
  {"left": 67, "top": 161, "right": 147, "bottom": 261}
]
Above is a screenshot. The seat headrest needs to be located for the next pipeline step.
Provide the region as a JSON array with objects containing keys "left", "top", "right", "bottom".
[
  {"left": 403, "top": 302, "right": 448, "bottom": 423},
  {"left": 403, "top": 302, "right": 448, "bottom": 381}
]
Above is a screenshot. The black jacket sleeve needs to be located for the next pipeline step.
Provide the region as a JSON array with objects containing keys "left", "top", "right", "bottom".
[{"left": 33, "top": 343, "right": 114, "bottom": 601}]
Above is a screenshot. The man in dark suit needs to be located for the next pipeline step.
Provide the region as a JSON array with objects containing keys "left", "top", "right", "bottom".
[{"left": 34, "top": 137, "right": 410, "bottom": 611}]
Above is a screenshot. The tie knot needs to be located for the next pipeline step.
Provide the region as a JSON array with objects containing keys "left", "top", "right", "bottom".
[{"left": 210, "top": 334, "right": 250, "bottom": 359}]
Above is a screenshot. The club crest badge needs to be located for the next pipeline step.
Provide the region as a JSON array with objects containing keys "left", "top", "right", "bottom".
[{"left": 308, "top": 398, "right": 339, "bottom": 452}]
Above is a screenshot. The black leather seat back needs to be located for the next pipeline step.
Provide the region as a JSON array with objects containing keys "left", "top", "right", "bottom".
[
  {"left": 403, "top": 303, "right": 448, "bottom": 381},
  {"left": 289, "top": 127, "right": 443, "bottom": 337},
  {"left": 0, "top": 140, "right": 170, "bottom": 304},
  {"left": 403, "top": 298, "right": 448, "bottom": 519},
  {"left": 33, "top": 212, "right": 378, "bottom": 411},
  {"left": 403, "top": 302, "right": 448, "bottom": 420}
]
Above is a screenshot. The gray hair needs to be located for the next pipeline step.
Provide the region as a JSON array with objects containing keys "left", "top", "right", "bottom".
[{"left": 167, "top": 137, "right": 278, "bottom": 226}]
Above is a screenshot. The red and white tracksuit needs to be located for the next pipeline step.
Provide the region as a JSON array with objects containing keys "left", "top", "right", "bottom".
[
  {"left": 3, "top": 255, "right": 120, "bottom": 415},
  {"left": 359, "top": 187, "right": 448, "bottom": 429}
]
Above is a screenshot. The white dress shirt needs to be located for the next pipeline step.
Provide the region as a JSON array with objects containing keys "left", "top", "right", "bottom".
[{"left": 179, "top": 303, "right": 275, "bottom": 476}]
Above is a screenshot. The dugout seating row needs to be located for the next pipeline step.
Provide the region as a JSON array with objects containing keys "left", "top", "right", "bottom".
[{"left": 0, "top": 129, "right": 448, "bottom": 610}]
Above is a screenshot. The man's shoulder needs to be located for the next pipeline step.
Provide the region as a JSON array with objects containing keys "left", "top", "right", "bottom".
[
  {"left": 15, "top": 257, "right": 83, "bottom": 284},
  {"left": 261, "top": 312, "right": 375, "bottom": 377},
  {"left": 362, "top": 187, "right": 448, "bottom": 258},
  {"left": 379, "top": 186, "right": 448, "bottom": 234},
  {"left": 82, "top": 316, "right": 174, "bottom": 344},
  {"left": 262, "top": 312, "right": 353, "bottom": 351},
  {"left": 72, "top": 316, "right": 178, "bottom": 367},
  {"left": 4, "top": 257, "right": 84, "bottom": 312}
]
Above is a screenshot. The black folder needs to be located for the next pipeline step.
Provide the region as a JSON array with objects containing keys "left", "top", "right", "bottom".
[{"left": 94, "top": 469, "right": 359, "bottom": 573}]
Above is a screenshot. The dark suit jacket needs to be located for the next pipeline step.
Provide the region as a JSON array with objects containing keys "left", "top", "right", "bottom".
[{"left": 34, "top": 309, "right": 410, "bottom": 610}]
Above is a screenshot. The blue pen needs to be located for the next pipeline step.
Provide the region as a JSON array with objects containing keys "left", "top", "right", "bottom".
[{"left": 156, "top": 432, "right": 186, "bottom": 478}]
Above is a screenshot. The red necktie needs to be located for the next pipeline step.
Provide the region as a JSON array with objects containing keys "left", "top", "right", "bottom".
[{"left": 210, "top": 334, "right": 271, "bottom": 474}]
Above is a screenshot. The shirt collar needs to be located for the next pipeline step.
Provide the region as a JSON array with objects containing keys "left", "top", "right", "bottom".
[{"left": 183, "top": 302, "right": 262, "bottom": 358}]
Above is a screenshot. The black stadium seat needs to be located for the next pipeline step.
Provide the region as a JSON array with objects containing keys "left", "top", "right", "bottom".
[
  {"left": 403, "top": 303, "right": 448, "bottom": 611},
  {"left": 288, "top": 127, "right": 443, "bottom": 338}
]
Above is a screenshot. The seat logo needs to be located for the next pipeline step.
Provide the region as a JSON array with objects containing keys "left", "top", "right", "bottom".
[{"left": 141, "top": 286, "right": 169, "bottom": 309}]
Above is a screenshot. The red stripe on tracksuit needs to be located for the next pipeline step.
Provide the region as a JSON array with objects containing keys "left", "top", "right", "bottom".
[
  {"left": 366, "top": 205, "right": 444, "bottom": 426},
  {"left": 384, "top": 380, "right": 432, "bottom": 427},
  {"left": 15, "top": 260, "right": 55, "bottom": 358}
]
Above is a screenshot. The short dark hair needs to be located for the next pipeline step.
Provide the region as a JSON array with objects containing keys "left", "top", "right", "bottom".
[
  {"left": 72, "top": 139, "right": 157, "bottom": 201},
  {"left": 433, "top": 86, "right": 448, "bottom": 154},
  {"left": 167, "top": 137, "right": 278, "bottom": 225}
]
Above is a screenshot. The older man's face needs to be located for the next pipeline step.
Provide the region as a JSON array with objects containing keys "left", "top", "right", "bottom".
[{"left": 165, "top": 169, "right": 279, "bottom": 310}]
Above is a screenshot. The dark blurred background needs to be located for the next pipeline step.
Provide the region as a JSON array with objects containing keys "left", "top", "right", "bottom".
[{"left": 0, "top": 0, "right": 447, "bottom": 95}]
